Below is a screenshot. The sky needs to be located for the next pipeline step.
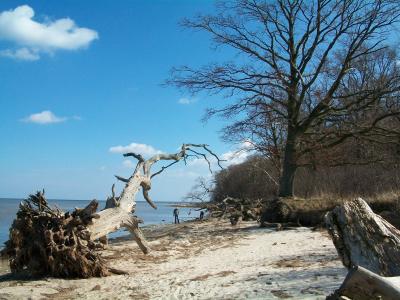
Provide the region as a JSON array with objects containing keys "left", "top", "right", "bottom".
[{"left": 0, "top": 0, "right": 251, "bottom": 201}]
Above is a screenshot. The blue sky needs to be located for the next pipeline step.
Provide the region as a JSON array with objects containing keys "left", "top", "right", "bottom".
[{"left": 0, "top": 0, "right": 249, "bottom": 201}]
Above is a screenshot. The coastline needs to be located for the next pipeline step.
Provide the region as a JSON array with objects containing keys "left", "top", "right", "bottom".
[{"left": 0, "top": 219, "right": 346, "bottom": 299}]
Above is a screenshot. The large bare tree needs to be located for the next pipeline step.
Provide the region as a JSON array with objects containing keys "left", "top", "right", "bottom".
[{"left": 169, "top": 0, "right": 400, "bottom": 197}]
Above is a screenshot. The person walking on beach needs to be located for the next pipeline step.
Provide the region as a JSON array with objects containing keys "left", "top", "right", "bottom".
[
  {"left": 173, "top": 208, "right": 180, "bottom": 224},
  {"left": 199, "top": 210, "right": 204, "bottom": 221}
]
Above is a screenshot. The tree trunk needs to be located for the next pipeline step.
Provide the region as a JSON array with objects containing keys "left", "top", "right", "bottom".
[
  {"left": 325, "top": 197, "right": 400, "bottom": 276},
  {"left": 2, "top": 144, "right": 222, "bottom": 278},
  {"left": 87, "top": 171, "right": 151, "bottom": 254},
  {"left": 278, "top": 132, "right": 297, "bottom": 197},
  {"left": 87, "top": 144, "right": 222, "bottom": 254},
  {"left": 327, "top": 266, "right": 400, "bottom": 300}
]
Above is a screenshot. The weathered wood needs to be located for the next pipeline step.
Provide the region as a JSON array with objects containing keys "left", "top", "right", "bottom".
[
  {"left": 2, "top": 143, "right": 221, "bottom": 278},
  {"left": 205, "top": 197, "right": 263, "bottom": 224},
  {"left": 325, "top": 197, "right": 400, "bottom": 276},
  {"left": 87, "top": 144, "right": 222, "bottom": 254},
  {"left": 1, "top": 192, "right": 112, "bottom": 278},
  {"left": 327, "top": 266, "right": 400, "bottom": 300}
]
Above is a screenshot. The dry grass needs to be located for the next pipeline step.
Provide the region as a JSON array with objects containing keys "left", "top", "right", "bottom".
[{"left": 287, "top": 189, "right": 400, "bottom": 210}]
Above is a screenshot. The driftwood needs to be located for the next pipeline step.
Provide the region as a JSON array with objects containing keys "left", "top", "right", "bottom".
[
  {"left": 87, "top": 144, "right": 222, "bottom": 254},
  {"left": 206, "top": 197, "right": 263, "bottom": 225},
  {"left": 2, "top": 143, "right": 222, "bottom": 278},
  {"left": 325, "top": 198, "right": 400, "bottom": 299},
  {"left": 327, "top": 266, "right": 400, "bottom": 300},
  {"left": 325, "top": 197, "right": 400, "bottom": 276},
  {"left": 1, "top": 191, "right": 112, "bottom": 278}
]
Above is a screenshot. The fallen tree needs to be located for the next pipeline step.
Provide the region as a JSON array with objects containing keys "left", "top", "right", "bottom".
[
  {"left": 1, "top": 191, "right": 114, "bottom": 277},
  {"left": 326, "top": 198, "right": 400, "bottom": 299},
  {"left": 260, "top": 196, "right": 400, "bottom": 228},
  {"left": 327, "top": 266, "right": 400, "bottom": 300},
  {"left": 1, "top": 143, "right": 222, "bottom": 278},
  {"left": 199, "top": 197, "right": 263, "bottom": 225},
  {"left": 325, "top": 197, "right": 400, "bottom": 276}
]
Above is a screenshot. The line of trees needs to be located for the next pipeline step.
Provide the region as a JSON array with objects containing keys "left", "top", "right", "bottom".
[
  {"left": 170, "top": 0, "right": 400, "bottom": 198},
  {"left": 208, "top": 154, "right": 400, "bottom": 203}
]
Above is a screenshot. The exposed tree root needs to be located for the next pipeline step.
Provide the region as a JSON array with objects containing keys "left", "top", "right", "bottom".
[
  {"left": 1, "top": 143, "right": 222, "bottom": 278},
  {"left": 1, "top": 191, "right": 122, "bottom": 278}
]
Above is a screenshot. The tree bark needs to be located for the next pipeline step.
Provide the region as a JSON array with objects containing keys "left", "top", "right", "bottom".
[
  {"left": 325, "top": 197, "right": 400, "bottom": 276},
  {"left": 88, "top": 171, "right": 151, "bottom": 253},
  {"left": 87, "top": 144, "right": 222, "bottom": 254},
  {"left": 278, "top": 132, "right": 297, "bottom": 197},
  {"left": 328, "top": 266, "right": 400, "bottom": 300},
  {"left": 2, "top": 144, "right": 222, "bottom": 278}
]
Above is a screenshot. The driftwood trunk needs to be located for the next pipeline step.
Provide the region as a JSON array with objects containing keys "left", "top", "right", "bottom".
[
  {"left": 325, "top": 198, "right": 400, "bottom": 299},
  {"left": 88, "top": 172, "right": 150, "bottom": 254},
  {"left": 325, "top": 197, "right": 400, "bottom": 276},
  {"left": 327, "top": 266, "right": 400, "bottom": 300},
  {"left": 87, "top": 144, "right": 221, "bottom": 254},
  {"left": 2, "top": 144, "right": 221, "bottom": 278}
]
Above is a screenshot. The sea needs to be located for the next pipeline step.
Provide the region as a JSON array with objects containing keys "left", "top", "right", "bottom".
[{"left": 0, "top": 198, "right": 194, "bottom": 249}]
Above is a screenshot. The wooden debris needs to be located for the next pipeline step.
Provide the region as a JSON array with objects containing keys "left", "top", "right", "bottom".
[
  {"left": 204, "top": 197, "right": 263, "bottom": 225},
  {"left": 1, "top": 191, "right": 112, "bottom": 278},
  {"left": 2, "top": 143, "right": 222, "bottom": 278},
  {"left": 326, "top": 198, "right": 400, "bottom": 299},
  {"left": 327, "top": 266, "right": 400, "bottom": 300},
  {"left": 325, "top": 197, "right": 400, "bottom": 276}
]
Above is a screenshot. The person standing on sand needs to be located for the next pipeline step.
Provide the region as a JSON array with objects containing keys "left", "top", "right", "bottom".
[
  {"left": 173, "top": 208, "right": 180, "bottom": 224},
  {"left": 199, "top": 211, "right": 204, "bottom": 220}
]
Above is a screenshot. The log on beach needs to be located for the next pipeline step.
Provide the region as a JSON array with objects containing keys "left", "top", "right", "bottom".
[
  {"left": 325, "top": 198, "right": 400, "bottom": 299},
  {"left": 325, "top": 197, "right": 400, "bottom": 276},
  {"left": 327, "top": 266, "right": 400, "bottom": 300},
  {"left": 1, "top": 143, "right": 222, "bottom": 278}
]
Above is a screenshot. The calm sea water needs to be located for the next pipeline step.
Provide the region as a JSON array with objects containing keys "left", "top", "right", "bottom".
[{"left": 0, "top": 198, "right": 194, "bottom": 248}]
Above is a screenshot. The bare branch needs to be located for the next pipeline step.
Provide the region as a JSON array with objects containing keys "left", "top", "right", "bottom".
[
  {"left": 123, "top": 152, "right": 145, "bottom": 162},
  {"left": 141, "top": 184, "right": 157, "bottom": 209},
  {"left": 114, "top": 175, "right": 129, "bottom": 183},
  {"left": 150, "top": 160, "right": 179, "bottom": 179}
]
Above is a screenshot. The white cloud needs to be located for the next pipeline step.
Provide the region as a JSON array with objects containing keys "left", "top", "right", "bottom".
[
  {"left": 187, "top": 145, "right": 251, "bottom": 171},
  {"left": 21, "top": 110, "right": 67, "bottom": 124},
  {"left": 0, "top": 5, "right": 98, "bottom": 61},
  {"left": 0, "top": 47, "right": 39, "bottom": 61},
  {"left": 240, "top": 140, "right": 254, "bottom": 150},
  {"left": 178, "top": 97, "right": 197, "bottom": 105},
  {"left": 122, "top": 159, "right": 135, "bottom": 169},
  {"left": 221, "top": 149, "right": 250, "bottom": 166},
  {"left": 109, "top": 142, "right": 162, "bottom": 157},
  {"left": 220, "top": 141, "right": 255, "bottom": 166}
]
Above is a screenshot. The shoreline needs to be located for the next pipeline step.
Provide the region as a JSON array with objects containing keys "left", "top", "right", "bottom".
[{"left": 0, "top": 219, "right": 346, "bottom": 299}]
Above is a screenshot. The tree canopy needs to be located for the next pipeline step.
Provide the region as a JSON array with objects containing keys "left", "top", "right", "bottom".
[{"left": 170, "top": 0, "right": 400, "bottom": 197}]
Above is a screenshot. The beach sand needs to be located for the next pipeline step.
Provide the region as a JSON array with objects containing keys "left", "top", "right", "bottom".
[{"left": 0, "top": 220, "right": 346, "bottom": 299}]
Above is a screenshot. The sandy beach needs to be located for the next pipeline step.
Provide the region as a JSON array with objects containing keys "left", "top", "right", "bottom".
[{"left": 0, "top": 220, "right": 346, "bottom": 299}]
